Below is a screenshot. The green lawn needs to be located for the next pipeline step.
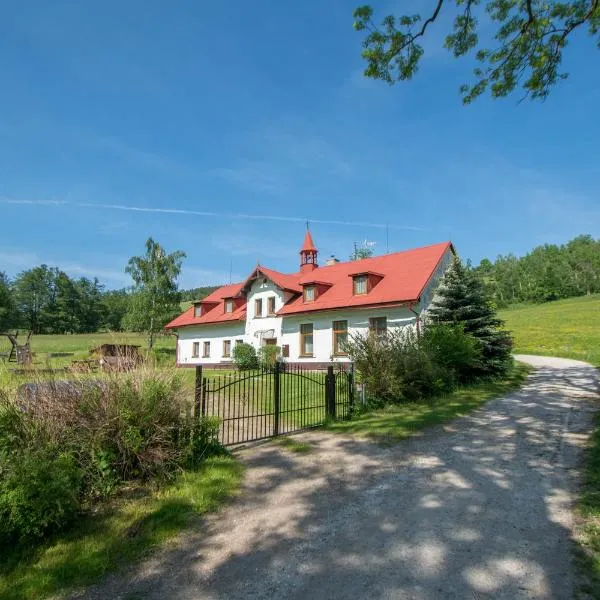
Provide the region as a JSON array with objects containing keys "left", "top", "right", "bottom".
[
  {"left": 499, "top": 294, "right": 600, "bottom": 367},
  {"left": 0, "top": 457, "right": 242, "bottom": 600},
  {"left": 325, "top": 362, "right": 531, "bottom": 442}
]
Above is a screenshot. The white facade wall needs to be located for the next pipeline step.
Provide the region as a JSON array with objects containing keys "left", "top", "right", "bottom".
[
  {"left": 280, "top": 306, "right": 417, "bottom": 363},
  {"left": 175, "top": 247, "right": 454, "bottom": 365},
  {"left": 244, "top": 278, "right": 286, "bottom": 344},
  {"left": 177, "top": 323, "right": 245, "bottom": 366}
]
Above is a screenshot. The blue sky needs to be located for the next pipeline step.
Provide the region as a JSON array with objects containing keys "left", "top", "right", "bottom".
[{"left": 1, "top": 0, "right": 599, "bottom": 290}]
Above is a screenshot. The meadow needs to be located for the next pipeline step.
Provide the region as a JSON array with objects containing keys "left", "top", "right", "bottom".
[{"left": 499, "top": 294, "right": 600, "bottom": 367}]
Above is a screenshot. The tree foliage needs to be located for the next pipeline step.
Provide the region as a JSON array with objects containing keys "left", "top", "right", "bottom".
[
  {"left": 124, "top": 238, "right": 186, "bottom": 348},
  {"left": 472, "top": 234, "right": 600, "bottom": 306},
  {"left": 428, "top": 256, "right": 513, "bottom": 376},
  {"left": 353, "top": 0, "right": 600, "bottom": 102},
  {"left": 0, "top": 272, "right": 16, "bottom": 331}
]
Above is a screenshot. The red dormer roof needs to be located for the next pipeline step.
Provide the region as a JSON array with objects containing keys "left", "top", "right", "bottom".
[
  {"left": 165, "top": 241, "right": 454, "bottom": 329},
  {"left": 165, "top": 283, "right": 246, "bottom": 328},
  {"left": 242, "top": 265, "right": 303, "bottom": 294},
  {"left": 301, "top": 230, "right": 317, "bottom": 252}
]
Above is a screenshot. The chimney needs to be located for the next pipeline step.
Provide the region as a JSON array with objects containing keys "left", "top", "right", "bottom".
[{"left": 325, "top": 255, "right": 340, "bottom": 266}]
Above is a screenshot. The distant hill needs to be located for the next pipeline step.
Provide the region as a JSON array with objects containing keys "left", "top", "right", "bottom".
[
  {"left": 500, "top": 294, "right": 600, "bottom": 367},
  {"left": 180, "top": 286, "right": 220, "bottom": 302}
]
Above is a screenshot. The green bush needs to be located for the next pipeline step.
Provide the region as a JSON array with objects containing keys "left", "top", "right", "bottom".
[
  {"left": 232, "top": 342, "right": 259, "bottom": 370},
  {"left": 0, "top": 366, "right": 226, "bottom": 544},
  {"left": 421, "top": 322, "right": 481, "bottom": 385},
  {"left": 0, "top": 447, "right": 82, "bottom": 543},
  {"left": 346, "top": 323, "right": 485, "bottom": 404},
  {"left": 258, "top": 345, "right": 280, "bottom": 370}
]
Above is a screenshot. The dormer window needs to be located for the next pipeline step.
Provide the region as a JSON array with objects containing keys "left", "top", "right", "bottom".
[
  {"left": 194, "top": 305, "right": 202, "bottom": 318},
  {"left": 353, "top": 275, "right": 368, "bottom": 295},
  {"left": 224, "top": 299, "right": 234, "bottom": 313},
  {"left": 304, "top": 285, "right": 316, "bottom": 302}
]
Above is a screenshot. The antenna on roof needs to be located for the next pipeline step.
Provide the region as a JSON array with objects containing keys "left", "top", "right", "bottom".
[{"left": 306, "top": 219, "right": 310, "bottom": 231}]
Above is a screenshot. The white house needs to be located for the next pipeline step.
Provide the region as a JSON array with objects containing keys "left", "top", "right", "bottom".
[{"left": 166, "top": 233, "right": 455, "bottom": 368}]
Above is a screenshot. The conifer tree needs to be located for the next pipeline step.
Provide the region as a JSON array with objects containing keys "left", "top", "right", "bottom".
[{"left": 428, "top": 256, "right": 513, "bottom": 376}]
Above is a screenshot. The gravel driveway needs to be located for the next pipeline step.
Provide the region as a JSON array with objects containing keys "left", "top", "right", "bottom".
[{"left": 80, "top": 356, "right": 599, "bottom": 599}]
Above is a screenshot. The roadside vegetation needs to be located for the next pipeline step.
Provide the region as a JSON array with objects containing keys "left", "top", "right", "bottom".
[
  {"left": 577, "top": 412, "right": 600, "bottom": 598},
  {"left": 0, "top": 364, "right": 241, "bottom": 600}
]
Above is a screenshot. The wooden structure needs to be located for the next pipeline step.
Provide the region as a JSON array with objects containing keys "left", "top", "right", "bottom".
[
  {"left": 0, "top": 331, "right": 32, "bottom": 364},
  {"left": 89, "top": 344, "right": 143, "bottom": 372}
]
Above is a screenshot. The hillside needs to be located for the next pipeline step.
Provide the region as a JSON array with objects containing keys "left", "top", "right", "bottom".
[{"left": 500, "top": 294, "right": 600, "bottom": 367}]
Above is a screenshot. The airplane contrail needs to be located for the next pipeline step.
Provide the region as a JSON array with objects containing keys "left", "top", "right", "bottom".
[{"left": 1, "top": 198, "right": 428, "bottom": 232}]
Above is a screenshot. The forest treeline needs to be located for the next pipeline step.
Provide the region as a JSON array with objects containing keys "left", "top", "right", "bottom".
[
  {"left": 471, "top": 235, "right": 600, "bottom": 307},
  {"left": 1, "top": 234, "right": 598, "bottom": 334},
  {"left": 0, "top": 265, "right": 217, "bottom": 334}
]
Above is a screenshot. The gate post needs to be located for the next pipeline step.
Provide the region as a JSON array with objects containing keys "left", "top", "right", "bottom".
[
  {"left": 325, "top": 365, "right": 336, "bottom": 420},
  {"left": 273, "top": 361, "right": 281, "bottom": 436},
  {"left": 194, "top": 365, "right": 203, "bottom": 419},
  {"left": 348, "top": 363, "right": 355, "bottom": 417}
]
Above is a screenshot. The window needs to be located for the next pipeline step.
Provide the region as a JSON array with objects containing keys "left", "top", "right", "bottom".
[
  {"left": 254, "top": 298, "right": 263, "bottom": 318},
  {"left": 353, "top": 276, "right": 368, "bottom": 295},
  {"left": 369, "top": 317, "right": 387, "bottom": 338},
  {"left": 192, "top": 342, "right": 200, "bottom": 358},
  {"left": 202, "top": 341, "right": 210, "bottom": 358},
  {"left": 224, "top": 299, "right": 234, "bottom": 313},
  {"left": 267, "top": 296, "right": 276, "bottom": 315},
  {"left": 300, "top": 323, "right": 314, "bottom": 356},
  {"left": 332, "top": 320, "right": 348, "bottom": 356},
  {"left": 194, "top": 305, "right": 202, "bottom": 318},
  {"left": 235, "top": 339, "right": 244, "bottom": 346},
  {"left": 282, "top": 344, "right": 290, "bottom": 358},
  {"left": 303, "top": 285, "right": 316, "bottom": 302},
  {"left": 223, "top": 340, "right": 231, "bottom": 357}
]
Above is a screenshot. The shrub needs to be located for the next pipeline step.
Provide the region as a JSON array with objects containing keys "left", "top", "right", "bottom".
[
  {"left": 258, "top": 345, "right": 280, "bottom": 370},
  {"left": 346, "top": 323, "right": 485, "bottom": 404},
  {"left": 0, "top": 366, "right": 226, "bottom": 543},
  {"left": 421, "top": 322, "right": 481, "bottom": 385},
  {"left": 232, "top": 343, "right": 259, "bottom": 370},
  {"left": 0, "top": 447, "right": 82, "bottom": 543}
]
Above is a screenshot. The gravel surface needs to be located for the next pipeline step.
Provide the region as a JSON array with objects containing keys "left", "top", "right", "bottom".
[{"left": 78, "top": 355, "right": 599, "bottom": 600}]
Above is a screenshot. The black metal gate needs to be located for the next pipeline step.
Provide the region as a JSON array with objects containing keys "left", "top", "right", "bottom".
[{"left": 194, "top": 363, "right": 354, "bottom": 446}]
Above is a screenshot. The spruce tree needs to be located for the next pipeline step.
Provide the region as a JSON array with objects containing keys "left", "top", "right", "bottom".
[{"left": 428, "top": 256, "right": 513, "bottom": 376}]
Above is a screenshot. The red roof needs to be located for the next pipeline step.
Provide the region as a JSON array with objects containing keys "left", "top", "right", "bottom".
[
  {"left": 244, "top": 266, "right": 302, "bottom": 293},
  {"left": 165, "top": 241, "right": 453, "bottom": 329},
  {"left": 301, "top": 230, "right": 317, "bottom": 252},
  {"left": 165, "top": 283, "right": 246, "bottom": 328}
]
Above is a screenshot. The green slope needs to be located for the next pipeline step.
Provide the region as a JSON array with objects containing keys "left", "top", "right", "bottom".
[{"left": 500, "top": 294, "right": 600, "bottom": 368}]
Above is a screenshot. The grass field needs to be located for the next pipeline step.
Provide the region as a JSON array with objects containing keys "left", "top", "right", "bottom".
[
  {"left": 0, "top": 457, "right": 243, "bottom": 600},
  {"left": 0, "top": 331, "right": 177, "bottom": 368},
  {"left": 499, "top": 294, "right": 600, "bottom": 367}
]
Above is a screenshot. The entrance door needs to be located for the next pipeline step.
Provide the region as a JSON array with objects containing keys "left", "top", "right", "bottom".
[{"left": 264, "top": 338, "right": 277, "bottom": 346}]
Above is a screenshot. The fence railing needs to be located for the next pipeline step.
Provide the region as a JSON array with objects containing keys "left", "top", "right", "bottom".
[{"left": 194, "top": 362, "right": 354, "bottom": 446}]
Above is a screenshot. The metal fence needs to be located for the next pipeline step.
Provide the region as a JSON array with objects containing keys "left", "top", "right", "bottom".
[{"left": 194, "top": 363, "right": 354, "bottom": 446}]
